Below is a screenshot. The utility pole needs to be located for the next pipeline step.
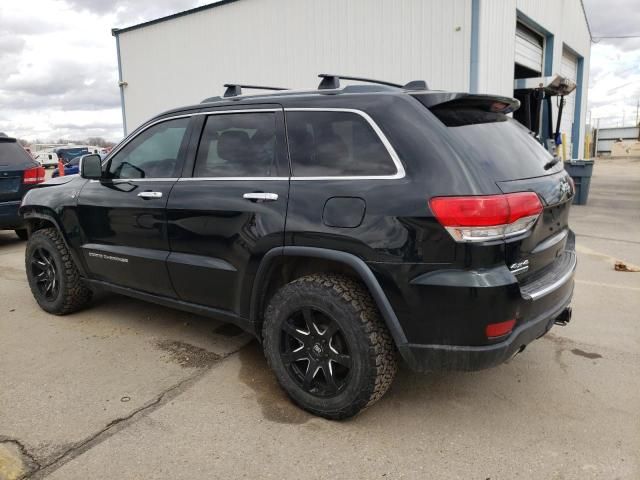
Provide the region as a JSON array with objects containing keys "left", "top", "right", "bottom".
[{"left": 636, "top": 98, "right": 639, "bottom": 127}]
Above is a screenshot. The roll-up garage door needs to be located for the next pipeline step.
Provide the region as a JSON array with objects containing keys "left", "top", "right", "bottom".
[
  {"left": 515, "top": 23, "right": 544, "bottom": 74},
  {"left": 560, "top": 49, "right": 578, "bottom": 158}
]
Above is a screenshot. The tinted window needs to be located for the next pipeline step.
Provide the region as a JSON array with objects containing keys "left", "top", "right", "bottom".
[
  {"left": 286, "top": 111, "right": 396, "bottom": 177},
  {"left": 106, "top": 117, "right": 189, "bottom": 179},
  {"left": 194, "top": 113, "right": 277, "bottom": 177},
  {"left": 0, "top": 140, "right": 34, "bottom": 167},
  {"left": 437, "top": 116, "right": 559, "bottom": 180}
]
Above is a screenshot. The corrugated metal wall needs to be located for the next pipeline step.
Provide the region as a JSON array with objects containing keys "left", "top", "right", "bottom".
[
  {"left": 475, "top": 0, "right": 590, "bottom": 157},
  {"left": 117, "top": 0, "right": 472, "bottom": 131}
]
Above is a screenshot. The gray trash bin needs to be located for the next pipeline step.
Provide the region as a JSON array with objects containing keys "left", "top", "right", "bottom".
[{"left": 564, "top": 159, "right": 594, "bottom": 205}]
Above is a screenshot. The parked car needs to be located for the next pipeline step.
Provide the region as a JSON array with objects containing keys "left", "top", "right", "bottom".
[
  {"left": 53, "top": 147, "right": 89, "bottom": 163},
  {"left": 19, "top": 75, "right": 576, "bottom": 419},
  {"left": 34, "top": 151, "right": 60, "bottom": 168},
  {"left": 51, "top": 154, "right": 104, "bottom": 178},
  {"left": 0, "top": 133, "right": 45, "bottom": 239}
]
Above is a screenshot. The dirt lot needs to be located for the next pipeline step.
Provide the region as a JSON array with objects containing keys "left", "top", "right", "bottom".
[{"left": 1, "top": 158, "right": 639, "bottom": 480}]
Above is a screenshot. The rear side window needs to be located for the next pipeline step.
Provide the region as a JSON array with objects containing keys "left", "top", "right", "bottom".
[
  {"left": 194, "top": 112, "right": 277, "bottom": 177},
  {"left": 286, "top": 111, "right": 397, "bottom": 177}
]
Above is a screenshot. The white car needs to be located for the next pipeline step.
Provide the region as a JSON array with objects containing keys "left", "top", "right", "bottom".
[{"left": 34, "top": 152, "right": 60, "bottom": 168}]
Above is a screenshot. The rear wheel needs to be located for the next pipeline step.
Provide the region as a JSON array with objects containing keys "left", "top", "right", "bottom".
[
  {"left": 25, "top": 228, "right": 92, "bottom": 314},
  {"left": 262, "top": 274, "right": 397, "bottom": 419},
  {"left": 15, "top": 229, "right": 28, "bottom": 241}
]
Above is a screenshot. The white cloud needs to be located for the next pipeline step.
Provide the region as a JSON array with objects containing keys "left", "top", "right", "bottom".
[
  {"left": 1, "top": 0, "right": 638, "bottom": 139},
  {"left": 0, "top": 0, "right": 207, "bottom": 142}
]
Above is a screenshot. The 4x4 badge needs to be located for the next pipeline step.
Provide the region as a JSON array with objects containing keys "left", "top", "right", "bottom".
[{"left": 509, "top": 259, "right": 529, "bottom": 274}]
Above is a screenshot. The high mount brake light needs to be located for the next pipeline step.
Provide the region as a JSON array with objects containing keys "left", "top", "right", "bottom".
[
  {"left": 429, "top": 192, "right": 543, "bottom": 242},
  {"left": 23, "top": 166, "right": 46, "bottom": 185}
]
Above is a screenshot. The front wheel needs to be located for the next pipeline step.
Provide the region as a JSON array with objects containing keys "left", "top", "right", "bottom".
[
  {"left": 25, "top": 228, "right": 92, "bottom": 314},
  {"left": 262, "top": 274, "right": 397, "bottom": 419}
]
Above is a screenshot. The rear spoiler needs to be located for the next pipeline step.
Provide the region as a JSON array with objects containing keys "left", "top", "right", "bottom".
[{"left": 411, "top": 92, "right": 520, "bottom": 114}]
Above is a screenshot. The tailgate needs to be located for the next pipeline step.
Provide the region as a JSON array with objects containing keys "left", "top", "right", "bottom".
[
  {"left": 0, "top": 171, "right": 24, "bottom": 202},
  {"left": 498, "top": 170, "right": 574, "bottom": 280}
]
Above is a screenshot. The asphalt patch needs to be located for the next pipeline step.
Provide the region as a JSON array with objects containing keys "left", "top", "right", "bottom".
[
  {"left": 154, "top": 340, "right": 220, "bottom": 368},
  {"left": 570, "top": 348, "right": 603, "bottom": 360}
]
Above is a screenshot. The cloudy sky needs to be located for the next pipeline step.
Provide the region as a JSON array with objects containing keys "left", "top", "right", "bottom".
[{"left": 0, "top": 0, "right": 638, "bottom": 142}]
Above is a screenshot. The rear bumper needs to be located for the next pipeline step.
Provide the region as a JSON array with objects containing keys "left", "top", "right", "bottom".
[
  {"left": 377, "top": 236, "right": 577, "bottom": 372},
  {"left": 0, "top": 201, "right": 23, "bottom": 229},
  {"left": 399, "top": 285, "right": 573, "bottom": 371}
]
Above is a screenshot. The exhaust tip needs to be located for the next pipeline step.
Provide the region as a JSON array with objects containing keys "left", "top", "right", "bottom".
[{"left": 554, "top": 307, "right": 572, "bottom": 326}]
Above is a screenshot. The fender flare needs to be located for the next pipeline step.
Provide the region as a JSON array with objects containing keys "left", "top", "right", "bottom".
[
  {"left": 21, "top": 210, "right": 88, "bottom": 277},
  {"left": 250, "top": 246, "right": 409, "bottom": 349}
]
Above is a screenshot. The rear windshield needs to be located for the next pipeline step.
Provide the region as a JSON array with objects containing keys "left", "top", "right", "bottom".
[
  {"left": 0, "top": 140, "right": 34, "bottom": 167},
  {"left": 430, "top": 109, "right": 560, "bottom": 180}
]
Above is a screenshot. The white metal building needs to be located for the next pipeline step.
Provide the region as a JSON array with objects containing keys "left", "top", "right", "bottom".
[{"left": 113, "top": 0, "right": 591, "bottom": 158}]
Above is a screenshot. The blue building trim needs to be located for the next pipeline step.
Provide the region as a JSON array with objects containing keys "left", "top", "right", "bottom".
[
  {"left": 114, "top": 33, "right": 127, "bottom": 136},
  {"left": 569, "top": 50, "right": 584, "bottom": 158},
  {"left": 469, "top": 0, "right": 480, "bottom": 93},
  {"left": 516, "top": 10, "right": 554, "bottom": 144}
]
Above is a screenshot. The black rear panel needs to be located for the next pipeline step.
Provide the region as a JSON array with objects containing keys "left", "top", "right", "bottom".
[
  {"left": 0, "top": 139, "right": 37, "bottom": 202},
  {"left": 415, "top": 93, "right": 573, "bottom": 279}
]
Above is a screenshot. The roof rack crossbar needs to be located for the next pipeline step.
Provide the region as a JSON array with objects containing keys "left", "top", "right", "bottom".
[
  {"left": 223, "top": 83, "right": 289, "bottom": 98},
  {"left": 318, "top": 74, "right": 401, "bottom": 89},
  {"left": 317, "top": 74, "right": 428, "bottom": 91}
]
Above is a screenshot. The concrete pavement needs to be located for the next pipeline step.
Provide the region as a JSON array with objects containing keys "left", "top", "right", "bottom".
[{"left": 1, "top": 158, "right": 639, "bottom": 479}]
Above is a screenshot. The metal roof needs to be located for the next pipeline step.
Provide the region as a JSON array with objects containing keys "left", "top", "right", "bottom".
[{"left": 112, "top": 0, "right": 242, "bottom": 36}]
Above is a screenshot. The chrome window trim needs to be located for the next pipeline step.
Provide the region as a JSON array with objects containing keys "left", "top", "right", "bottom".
[
  {"left": 104, "top": 107, "right": 406, "bottom": 182},
  {"left": 284, "top": 107, "right": 406, "bottom": 181},
  {"left": 90, "top": 178, "right": 179, "bottom": 183},
  {"left": 178, "top": 177, "right": 288, "bottom": 182}
]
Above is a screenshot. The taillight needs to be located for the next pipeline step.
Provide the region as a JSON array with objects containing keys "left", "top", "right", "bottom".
[
  {"left": 429, "top": 192, "right": 542, "bottom": 242},
  {"left": 23, "top": 166, "right": 46, "bottom": 185}
]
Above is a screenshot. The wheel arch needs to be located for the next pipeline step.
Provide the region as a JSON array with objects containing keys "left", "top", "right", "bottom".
[
  {"left": 250, "top": 246, "right": 408, "bottom": 349},
  {"left": 21, "top": 208, "right": 88, "bottom": 277}
]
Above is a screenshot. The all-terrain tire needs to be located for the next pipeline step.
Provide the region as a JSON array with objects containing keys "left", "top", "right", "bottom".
[
  {"left": 25, "top": 228, "right": 92, "bottom": 314},
  {"left": 262, "top": 274, "right": 397, "bottom": 420}
]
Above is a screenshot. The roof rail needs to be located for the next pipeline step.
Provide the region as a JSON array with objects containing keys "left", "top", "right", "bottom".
[
  {"left": 223, "top": 83, "right": 289, "bottom": 98},
  {"left": 317, "top": 74, "right": 428, "bottom": 91}
]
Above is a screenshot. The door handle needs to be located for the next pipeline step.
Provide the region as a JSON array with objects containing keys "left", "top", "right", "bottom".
[
  {"left": 243, "top": 192, "right": 278, "bottom": 202},
  {"left": 137, "top": 191, "right": 163, "bottom": 199}
]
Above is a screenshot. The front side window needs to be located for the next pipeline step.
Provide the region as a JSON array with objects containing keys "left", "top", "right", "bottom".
[
  {"left": 286, "top": 111, "right": 397, "bottom": 177},
  {"left": 194, "top": 112, "right": 277, "bottom": 177},
  {"left": 106, "top": 117, "right": 189, "bottom": 179}
]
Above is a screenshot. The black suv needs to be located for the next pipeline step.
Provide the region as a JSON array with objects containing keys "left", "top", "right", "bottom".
[
  {"left": 20, "top": 75, "right": 576, "bottom": 419},
  {"left": 1, "top": 133, "right": 45, "bottom": 239}
]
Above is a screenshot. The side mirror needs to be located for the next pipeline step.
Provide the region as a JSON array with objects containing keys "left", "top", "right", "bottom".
[{"left": 79, "top": 154, "right": 103, "bottom": 180}]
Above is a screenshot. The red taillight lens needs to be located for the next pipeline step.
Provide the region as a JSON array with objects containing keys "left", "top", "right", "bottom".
[
  {"left": 23, "top": 166, "right": 46, "bottom": 185},
  {"left": 429, "top": 192, "right": 542, "bottom": 242},
  {"left": 486, "top": 319, "right": 516, "bottom": 339}
]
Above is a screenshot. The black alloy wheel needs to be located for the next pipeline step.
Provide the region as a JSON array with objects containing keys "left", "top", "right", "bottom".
[
  {"left": 262, "top": 274, "right": 397, "bottom": 419},
  {"left": 25, "top": 228, "right": 93, "bottom": 314},
  {"left": 280, "top": 307, "right": 352, "bottom": 397},
  {"left": 30, "top": 247, "right": 60, "bottom": 301}
]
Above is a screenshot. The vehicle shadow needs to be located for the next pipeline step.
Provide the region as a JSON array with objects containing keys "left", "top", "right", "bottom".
[
  {"left": 234, "top": 338, "right": 561, "bottom": 427},
  {"left": 0, "top": 230, "right": 25, "bottom": 248}
]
